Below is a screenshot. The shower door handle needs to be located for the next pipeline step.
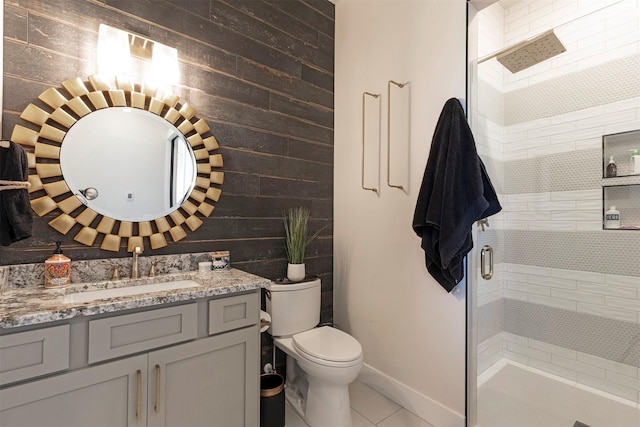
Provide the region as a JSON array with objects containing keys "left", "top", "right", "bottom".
[{"left": 481, "top": 245, "right": 493, "bottom": 280}]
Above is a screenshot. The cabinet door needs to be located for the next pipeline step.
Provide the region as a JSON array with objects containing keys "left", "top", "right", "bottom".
[
  {"left": 0, "top": 354, "right": 147, "bottom": 427},
  {"left": 147, "top": 326, "right": 259, "bottom": 427}
]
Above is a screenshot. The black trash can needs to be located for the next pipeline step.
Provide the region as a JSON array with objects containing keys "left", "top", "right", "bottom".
[{"left": 260, "top": 373, "right": 285, "bottom": 427}]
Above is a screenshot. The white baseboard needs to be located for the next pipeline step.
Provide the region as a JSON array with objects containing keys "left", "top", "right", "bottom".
[{"left": 358, "top": 363, "right": 465, "bottom": 427}]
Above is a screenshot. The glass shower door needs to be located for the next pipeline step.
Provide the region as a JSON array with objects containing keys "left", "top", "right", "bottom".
[{"left": 468, "top": 1, "right": 640, "bottom": 426}]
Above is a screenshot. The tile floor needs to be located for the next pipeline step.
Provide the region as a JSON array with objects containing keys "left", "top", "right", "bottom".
[{"left": 284, "top": 380, "right": 435, "bottom": 427}]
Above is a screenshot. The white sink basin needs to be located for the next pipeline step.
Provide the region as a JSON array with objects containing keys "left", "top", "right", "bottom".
[{"left": 63, "top": 280, "right": 201, "bottom": 304}]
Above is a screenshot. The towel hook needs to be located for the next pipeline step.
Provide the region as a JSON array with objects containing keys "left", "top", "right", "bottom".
[
  {"left": 362, "top": 91, "right": 380, "bottom": 194},
  {"left": 387, "top": 80, "right": 408, "bottom": 190}
]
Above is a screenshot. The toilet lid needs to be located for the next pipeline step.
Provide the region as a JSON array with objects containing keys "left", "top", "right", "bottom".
[{"left": 292, "top": 326, "right": 362, "bottom": 363}]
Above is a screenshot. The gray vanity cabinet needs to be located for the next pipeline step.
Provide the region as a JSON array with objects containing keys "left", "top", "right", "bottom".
[
  {"left": 0, "top": 354, "right": 148, "bottom": 427},
  {"left": 0, "top": 290, "right": 260, "bottom": 427},
  {"left": 147, "top": 326, "right": 258, "bottom": 427}
]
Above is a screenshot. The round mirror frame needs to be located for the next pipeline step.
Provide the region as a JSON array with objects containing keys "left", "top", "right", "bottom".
[{"left": 11, "top": 75, "right": 224, "bottom": 252}]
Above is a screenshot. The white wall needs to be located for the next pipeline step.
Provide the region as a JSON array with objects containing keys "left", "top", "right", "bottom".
[{"left": 334, "top": 1, "right": 468, "bottom": 426}]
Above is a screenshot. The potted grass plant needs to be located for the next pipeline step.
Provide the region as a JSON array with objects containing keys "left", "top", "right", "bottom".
[{"left": 283, "top": 207, "right": 322, "bottom": 282}]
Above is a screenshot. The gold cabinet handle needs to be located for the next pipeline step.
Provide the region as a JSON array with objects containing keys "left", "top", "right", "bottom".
[
  {"left": 136, "top": 369, "right": 142, "bottom": 421},
  {"left": 481, "top": 245, "right": 494, "bottom": 280},
  {"left": 155, "top": 364, "right": 161, "bottom": 413},
  {"left": 362, "top": 91, "right": 380, "bottom": 194}
]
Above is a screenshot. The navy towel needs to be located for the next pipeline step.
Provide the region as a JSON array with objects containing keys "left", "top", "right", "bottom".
[
  {"left": 412, "top": 98, "right": 501, "bottom": 292},
  {"left": 0, "top": 141, "right": 33, "bottom": 246}
]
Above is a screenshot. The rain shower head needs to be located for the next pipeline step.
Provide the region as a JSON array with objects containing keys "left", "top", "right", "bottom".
[{"left": 493, "top": 30, "right": 566, "bottom": 73}]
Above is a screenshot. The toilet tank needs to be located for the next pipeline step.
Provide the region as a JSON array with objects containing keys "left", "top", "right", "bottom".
[{"left": 266, "top": 278, "right": 320, "bottom": 337}]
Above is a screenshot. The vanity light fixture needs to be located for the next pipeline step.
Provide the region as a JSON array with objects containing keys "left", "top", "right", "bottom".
[
  {"left": 97, "top": 24, "right": 131, "bottom": 77},
  {"left": 97, "top": 24, "right": 180, "bottom": 88},
  {"left": 150, "top": 42, "right": 180, "bottom": 88}
]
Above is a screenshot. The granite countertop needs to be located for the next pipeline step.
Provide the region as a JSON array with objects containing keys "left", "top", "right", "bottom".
[{"left": 0, "top": 268, "right": 270, "bottom": 329}]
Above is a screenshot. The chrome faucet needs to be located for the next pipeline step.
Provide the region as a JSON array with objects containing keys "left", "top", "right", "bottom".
[{"left": 131, "top": 246, "right": 143, "bottom": 279}]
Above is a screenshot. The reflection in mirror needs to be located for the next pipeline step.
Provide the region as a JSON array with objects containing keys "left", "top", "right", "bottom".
[
  {"left": 60, "top": 108, "right": 196, "bottom": 222},
  {"left": 10, "top": 75, "right": 224, "bottom": 252}
]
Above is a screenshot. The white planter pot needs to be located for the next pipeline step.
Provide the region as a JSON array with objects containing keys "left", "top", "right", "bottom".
[{"left": 287, "top": 263, "right": 306, "bottom": 282}]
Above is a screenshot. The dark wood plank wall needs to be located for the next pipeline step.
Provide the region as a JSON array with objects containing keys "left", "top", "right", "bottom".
[{"left": 1, "top": 0, "right": 334, "bottom": 366}]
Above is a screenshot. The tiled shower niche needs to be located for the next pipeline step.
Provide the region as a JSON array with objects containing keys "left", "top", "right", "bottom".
[
  {"left": 602, "top": 130, "right": 640, "bottom": 177},
  {"left": 603, "top": 185, "right": 640, "bottom": 230},
  {"left": 602, "top": 130, "right": 640, "bottom": 230}
]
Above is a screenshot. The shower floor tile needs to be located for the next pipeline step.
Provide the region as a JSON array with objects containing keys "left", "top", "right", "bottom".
[{"left": 478, "top": 363, "right": 640, "bottom": 427}]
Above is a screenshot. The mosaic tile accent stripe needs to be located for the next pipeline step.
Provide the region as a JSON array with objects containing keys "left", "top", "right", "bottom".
[
  {"left": 504, "top": 54, "right": 640, "bottom": 126},
  {"left": 503, "top": 230, "right": 640, "bottom": 277},
  {"left": 503, "top": 148, "right": 601, "bottom": 194},
  {"left": 502, "top": 299, "right": 640, "bottom": 368},
  {"left": 477, "top": 78, "right": 504, "bottom": 126}
]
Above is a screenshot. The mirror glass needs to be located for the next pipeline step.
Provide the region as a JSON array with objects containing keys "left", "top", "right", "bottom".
[{"left": 59, "top": 107, "right": 196, "bottom": 222}]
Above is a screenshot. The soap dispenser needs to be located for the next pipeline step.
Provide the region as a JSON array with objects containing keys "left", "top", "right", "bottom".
[
  {"left": 45, "top": 241, "right": 71, "bottom": 288},
  {"left": 605, "top": 156, "right": 617, "bottom": 177}
]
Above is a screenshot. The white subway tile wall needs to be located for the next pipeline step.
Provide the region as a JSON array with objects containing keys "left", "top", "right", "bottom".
[{"left": 478, "top": 263, "right": 639, "bottom": 321}]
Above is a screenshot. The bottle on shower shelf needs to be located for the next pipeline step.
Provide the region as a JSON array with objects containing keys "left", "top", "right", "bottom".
[
  {"left": 605, "top": 206, "right": 621, "bottom": 229},
  {"left": 630, "top": 149, "right": 640, "bottom": 175},
  {"left": 605, "top": 156, "right": 617, "bottom": 177}
]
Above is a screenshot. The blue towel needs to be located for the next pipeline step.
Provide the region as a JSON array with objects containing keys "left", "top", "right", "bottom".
[{"left": 413, "top": 98, "right": 501, "bottom": 292}]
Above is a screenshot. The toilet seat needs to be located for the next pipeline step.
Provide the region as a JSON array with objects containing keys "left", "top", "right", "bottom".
[{"left": 292, "top": 326, "right": 362, "bottom": 365}]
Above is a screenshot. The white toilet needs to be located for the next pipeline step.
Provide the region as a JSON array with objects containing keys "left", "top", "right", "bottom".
[{"left": 266, "top": 278, "right": 363, "bottom": 427}]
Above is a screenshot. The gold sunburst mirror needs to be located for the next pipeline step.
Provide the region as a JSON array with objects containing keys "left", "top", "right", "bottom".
[{"left": 11, "top": 74, "right": 223, "bottom": 252}]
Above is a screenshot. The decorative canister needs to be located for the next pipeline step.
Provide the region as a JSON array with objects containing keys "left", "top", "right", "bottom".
[
  {"left": 211, "top": 251, "right": 230, "bottom": 269},
  {"left": 45, "top": 241, "right": 71, "bottom": 288}
]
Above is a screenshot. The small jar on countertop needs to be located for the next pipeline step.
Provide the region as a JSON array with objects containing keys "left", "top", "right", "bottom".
[
  {"left": 211, "top": 251, "right": 230, "bottom": 269},
  {"left": 198, "top": 261, "right": 212, "bottom": 272}
]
